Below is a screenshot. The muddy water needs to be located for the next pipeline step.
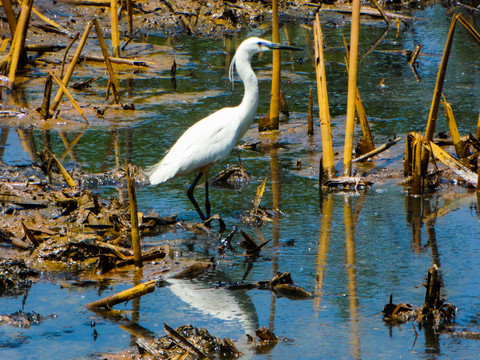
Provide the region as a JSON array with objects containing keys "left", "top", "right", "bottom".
[{"left": 2, "top": 5, "right": 480, "bottom": 359}]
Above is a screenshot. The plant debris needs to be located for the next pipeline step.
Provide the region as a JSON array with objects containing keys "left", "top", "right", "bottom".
[
  {"left": 0, "top": 162, "right": 176, "bottom": 273},
  {"left": 107, "top": 324, "right": 241, "bottom": 359},
  {"left": 382, "top": 265, "right": 456, "bottom": 329},
  {"left": 0, "top": 310, "right": 56, "bottom": 328},
  {"left": 0, "top": 259, "right": 38, "bottom": 297}
]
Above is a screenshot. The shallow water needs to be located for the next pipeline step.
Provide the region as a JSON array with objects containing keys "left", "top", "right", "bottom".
[{"left": 2, "top": 5, "right": 480, "bottom": 359}]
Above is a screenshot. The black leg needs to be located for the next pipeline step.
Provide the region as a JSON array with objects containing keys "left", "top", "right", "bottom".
[
  {"left": 204, "top": 170, "right": 211, "bottom": 220},
  {"left": 236, "top": 148, "right": 245, "bottom": 171},
  {"left": 187, "top": 172, "right": 206, "bottom": 221}
]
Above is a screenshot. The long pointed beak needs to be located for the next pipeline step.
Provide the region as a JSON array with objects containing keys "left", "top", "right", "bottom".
[{"left": 266, "top": 43, "right": 302, "bottom": 51}]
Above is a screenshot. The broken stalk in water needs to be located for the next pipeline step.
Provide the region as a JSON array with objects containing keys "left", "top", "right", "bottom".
[
  {"left": 86, "top": 279, "right": 157, "bottom": 309},
  {"left": 342, "top": 0, "right": 361, "bottom": 177},
  {"left": 313, "top": 12, "right": 334, "bottom": 180},
  {"left": 442, "top": 94, "right": 468, "bottom": 159},
  {"left": 7, "top": 0, "right": 32, "bottom": 87},
  {"left": 110, "top": 0, "right": 120, "bottom": 57}
]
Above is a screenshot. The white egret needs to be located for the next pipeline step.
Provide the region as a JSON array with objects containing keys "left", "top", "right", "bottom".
[{"left": 147, "top": 37, "right": 299, "bottom": 222}]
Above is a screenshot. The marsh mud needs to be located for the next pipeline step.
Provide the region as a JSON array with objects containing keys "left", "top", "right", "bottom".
[{"left": 0, "top": 161, "right": 179, "bottom": 274}]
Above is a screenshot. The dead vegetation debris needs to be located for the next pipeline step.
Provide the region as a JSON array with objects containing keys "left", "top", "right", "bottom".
[
  {"left": 0, "top": 310, "right": 56, "bottom": 328},
  {"left": 382, "top": 265, "right": 456, "bottom": 329},
  {"left": 0, "top": 259, "right": 38, "bottom": 297},
  {"left": 103, "top": 324, "right": 240, "bottom": 359},
  {"left": 0, "top": 162, "right": 176, "bottom": 274}
]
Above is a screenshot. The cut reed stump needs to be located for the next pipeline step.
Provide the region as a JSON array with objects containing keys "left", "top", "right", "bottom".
[{"left": 382, "top": 265, "right": 456, "bottom": 328}]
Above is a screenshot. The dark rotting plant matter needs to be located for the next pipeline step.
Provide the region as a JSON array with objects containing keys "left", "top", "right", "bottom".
[{"left": 382, "top": 266, "right": 456, "bottom": 329}]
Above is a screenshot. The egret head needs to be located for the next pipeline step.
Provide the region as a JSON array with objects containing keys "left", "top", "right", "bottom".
[
  {"left": 239, "top": 37, "right": 300, "bottom": 56},
  {"left": 229, "top": 37, "right": 300, "bottom": 85}
]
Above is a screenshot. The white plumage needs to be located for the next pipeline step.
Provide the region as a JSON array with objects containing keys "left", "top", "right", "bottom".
[{"left": 146, "top": 37, "right": 298, "bottom": 221}]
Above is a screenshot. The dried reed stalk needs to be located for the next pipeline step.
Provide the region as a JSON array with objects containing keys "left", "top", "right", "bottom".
[
  {"left": 51, "top": 20, "right": 94, "bottom": 112},
  {"left": 2, "top": 0, "right": 17, "bottom": 36},
  {"left": 268, "top": 0, "right": 280, "bottom": 131},
  {"left": 50, "top": 71, "right": 89, "bottom": 123},
  {"left": 86, "top": 280, "right": 156, "bottom": 308},
  {"left": 342, "top": 0, "right": 361, "bottom": 176},
  {"left": 313, "top": 13, "right": 334, "bottom": 178},
  {"left": 110, "top": 0, "right": 121, "bottom": 57},
  {"left": 126, "top": 165, "right": 142, "bottom": 268},
  {"left": 442, "top": 95, "right": 467, "bottom": 158},
  {"left": 8, "top": 0, "right": 32, "bottom": 86},
  {"left": 355, "top": 90, "right": 375, "bottom": 152},
  {"left": 92, "top": 19, "right": 120, "bottom": 102}
]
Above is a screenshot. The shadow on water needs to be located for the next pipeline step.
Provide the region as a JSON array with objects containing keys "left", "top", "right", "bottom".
[{"left": 2, "top": 5, "right": 480, "bottom": 359}]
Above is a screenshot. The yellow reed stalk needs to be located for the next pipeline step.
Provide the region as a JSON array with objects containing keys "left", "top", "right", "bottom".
[
  {"left": 0, "top": 39, "right": 9, "bottom": 53},
  {"left": 343, "top": 35, "right": 374, "bottom": 152},
  {"left": 412, "top": 133, "right": 423, "bottom": 195},
  {"left": 442, "top": 94, "right": 466, "bottom": 158},
  {"left": 476, "top": 112, "right": 480, "bottom": 140},
  {"left": 2, "top": 0, "right": 17, "bottom": 36},
  {"left": 313, "top": 13, "right": 334, "bottom": 178},
  {"left": 429, "top": 141, "right": 477, "bottom": 187},
  {"left": 86, "top": 280, "right": 156, "bottom": 308},
  {"left": 51, "top": 20, "right": 94, "bottom": 112},
  {"left": 18, "top": 0, "right": 75, "bottom": 37},
  {"left": 126, "top": 0, "right": 133, "bottom": 38},
  {"left": 456, "top": 14, "right": 480, "bottom": 45},
  {"left": 93, "top": 19, "right": 120, "bottom": 102},
  {"left": 268, "top": 0, "right": 280, "bottom": 130},
  {"left": 355, "top": 86, "right": 375, "bottom": 153},
  {"left": 422, "top": 14, "right": 457, "bottom": 172},
  {"left": 49, "top": 71, "right": 89, "bottom": 124},
  {"left": 342, "top": 0, "right": 361, "bottom": 176},
  {"left": 110, "top": 0, "right": 120, "bottom": 57},
  {"left": 8, "top": 0, "right": 32, "bottom": 86},
  {"left": 40, "top": 148, "right": 77, "bottom": 188}
]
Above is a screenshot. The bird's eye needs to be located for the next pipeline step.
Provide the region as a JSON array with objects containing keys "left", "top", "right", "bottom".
[{"left": 257, "top": 42, "right": 262, "bottom": 47}]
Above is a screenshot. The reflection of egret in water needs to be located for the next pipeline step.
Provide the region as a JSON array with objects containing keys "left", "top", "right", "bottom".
[{"left": 167, "top": 273, "right": 259, "bottom": 336}]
